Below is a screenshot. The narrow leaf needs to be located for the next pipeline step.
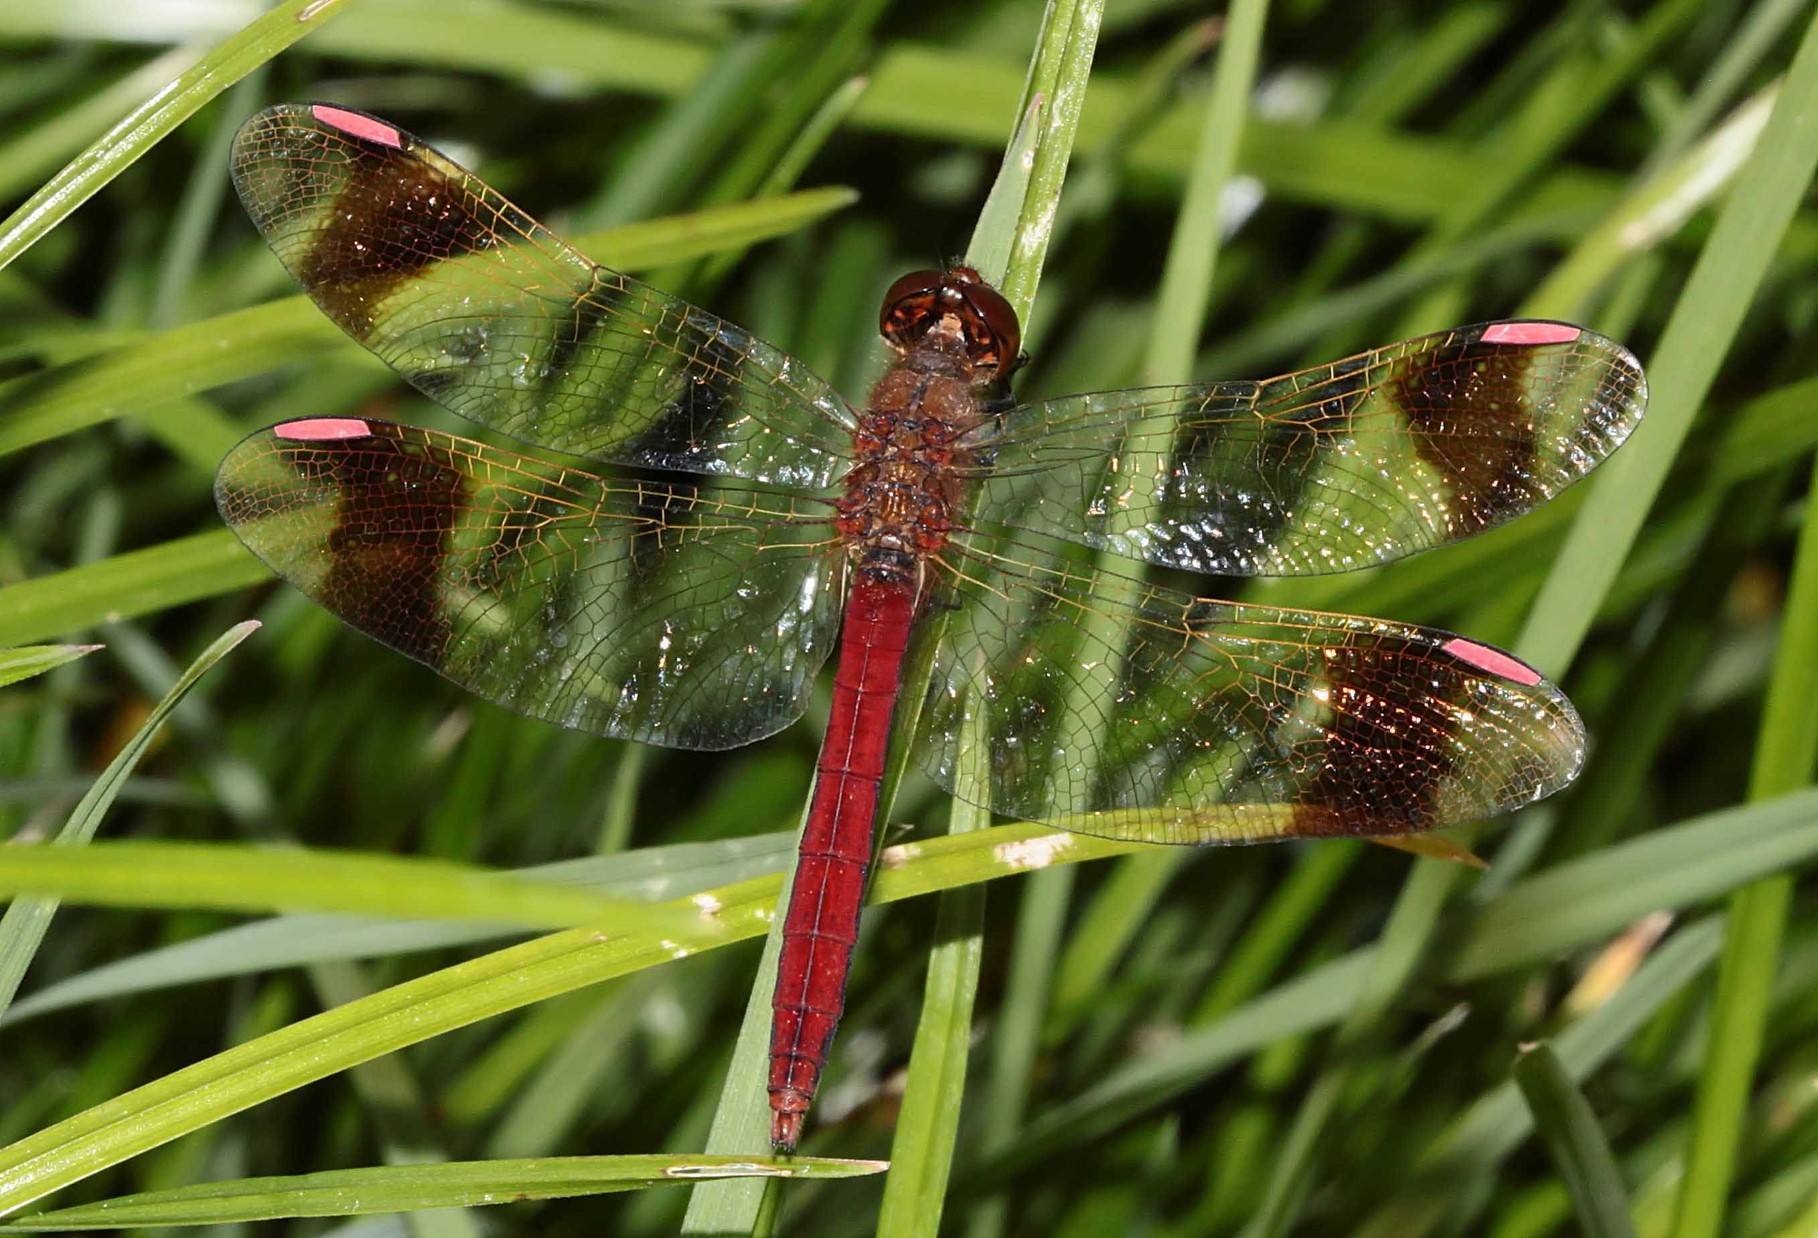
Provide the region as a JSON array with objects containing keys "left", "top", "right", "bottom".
[
  {"left": 1513, "top": 1042, "right": 1638, "bottom": 1238},
  {"left": 0, "top": 841, "right": 708, "bottom": 934},
  {"left": 0, "top": 623, "right": 257, "bottom": 1021},
  {"left": 0, "top": 0, "right": 357, "bottom": 272},
  {"left": 0, "top": 1155, "right": 885, "bottom": 1230},
  {"left": 0, "top": 646, "right": 101, "bottom": 689}
]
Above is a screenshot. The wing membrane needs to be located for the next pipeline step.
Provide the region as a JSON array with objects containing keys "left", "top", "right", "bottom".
[
  {"left": 230, "top": 103, "right": 853, "bottom": 488},
  {"left": 970, "top": 321, "right": 1645, "bottom": 576},
  {"left": 917, "top": 527, "right": 1583, "bottom": 842},
  {"left": 216, "top": 419, "right": 844, "bottom": 750}
]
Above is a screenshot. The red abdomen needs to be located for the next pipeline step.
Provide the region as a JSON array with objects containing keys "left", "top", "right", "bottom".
[{"left": 768, "top": 572, "right": 917, "bottom": 1151}]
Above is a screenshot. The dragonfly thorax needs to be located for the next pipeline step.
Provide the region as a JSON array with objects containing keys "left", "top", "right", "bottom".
[{"left": 836, "top": 331, "right": 994, "bottom": 583}]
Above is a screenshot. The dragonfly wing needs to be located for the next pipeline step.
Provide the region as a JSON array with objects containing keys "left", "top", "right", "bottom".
[
  {"left": 970, "top": 321, "right": 1645, "bottom": 576},
  {"left": 917, "top": 527, "right": 1583, "bottom": 843},
  {"left": 217, "top": 418, "right": 844, "bottom": 750},
  {"left": 230, "top": 104, "right": 853, "bottom": 489}
]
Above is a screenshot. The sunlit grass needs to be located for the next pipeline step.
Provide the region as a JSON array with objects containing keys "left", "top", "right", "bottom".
[{"left": 1, "top": 3, "right": 1815, "bottom": 1236}]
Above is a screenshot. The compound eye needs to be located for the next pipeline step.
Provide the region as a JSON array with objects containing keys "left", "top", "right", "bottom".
[
  {"left": 879, "top": 269, "right": 947, "bottom": 348},
  {"left": 963, "top": 281, "right": 1021, "bottom": 374}
]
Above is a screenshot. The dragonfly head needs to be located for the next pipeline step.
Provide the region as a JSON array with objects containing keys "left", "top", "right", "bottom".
[{"left": 878, "top": 265, "right": 1021, "bottom": 382}]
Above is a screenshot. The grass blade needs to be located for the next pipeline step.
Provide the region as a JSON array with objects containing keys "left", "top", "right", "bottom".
[
  {"left": 0, "top": 0, "right": 357, "bottom": 272},
  {"left": 2, "top": 833, "right": 796, "bottom": 1024},
  {"left": 0, "top": 48, "right": 196, "bottom": 204},
  {"left": 0, "top": 532, "right": 268, "bottom": 648},
  {"left": 1513, "top": 1042, "right": 1638, "bottom": 1238},
  {"left": 1523, "top": 84, "right": 1775, "bottom": 320},
  {"left": 0, "top": 783, "right": 1803, "bottom": 1218},
  {"left": 878, "top": 798, "right": 986, "bottom": 1236},
  {"left": 993, "top": 0, "right": 1104, "bottom": 319},
  {"left": 0, "top": 1154, "right": 885, "bottom": 1230},
  {"left": 0, "top": 622, "right": 256, "bottom": 1021},
  {"left": 963, "top": 788, "right": 1818, "bottom": 1181},
  {"left": 0, "top": 646, "right": 100, "bottom": 690},
  {"left": 1140, "top": 0, "right": 1268, "bottom": 384},
  {"left": 1358, "top": 920, "right": 1724, "bottom": 1238},
  {"left": 0, "top": 821, "right": 1139, "bottom": 1219},
  {"left": 0, "top": 840, "right": 706, "bottom": 933},
  {"left": 1519, "top": 8, "right": 1818, "bottom": 673},
  {"left": 1672, "top": 452, "right": 1818, "bottom": 1236}
]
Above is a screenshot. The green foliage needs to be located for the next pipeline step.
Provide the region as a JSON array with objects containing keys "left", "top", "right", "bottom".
[
  {"left": 0, "top": 1153, "right": 886, "bottom": 1229},
  {"left": 2, "top": 2, "right": 1816, "bottom": 1235}
]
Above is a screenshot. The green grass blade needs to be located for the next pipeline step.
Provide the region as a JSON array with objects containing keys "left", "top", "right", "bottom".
[
  {"left": 572, "top": 37, "right": 775, "bottom": 232},
  {"left": 1672, "top": 446, "right": 1818, "bottom": 1236},
  {"left": 0, "top": 48, "right": 196, "bottom": 204},
  {"left": 1712, "top": 375, "right": 1818, "bottom": 483},
  {"left": 676, "top": 897, "right": 791, "bottom": 1233},
  {"left": 0, "top": 645, "right": 100, "bottom": 690},
  {"left": 0, "top": 298, "right": 333, "bottom": 459},
  {"left": 760, "top": 75, "right": 871, "bottom": 202},
  {"left": 0, "top": 821, "right": 1138, "bottom": 1220},
  {"left": 1680, "top": 887, "right": 1794, "bottom": 1238},
  {"left": 0, "top": 840, "right": 706, "bottom": 933},
  {"left": 1418, "top": 0, "right": 1701, "bottom": 251},
  {"left": 1522, "top": 83, "right": 1774, "bottom": 320},
  {"left": 0, "top": 622, "right": 256, "bottom": 1021},
  {"left": 482, "top": 973, "right": 664, "bottom": 1158},
  {"left": 879, "top": 791, "right": 987, "bottom": 1235},
  {"left": 1513, "top": 1042, "right": 1638, "bottom": 1238},
  {"left": 0, "top": 896, "right": 774, "bottom": 1218},
  {"left": 963, "top": 788, "right": 1818, "bottom": 1180},
  {"left": 1733, "top": 1152, "right": 1818, "bottom": 1236},
  {"left": 303, "top": 959, "right": 483, "bottom": 1238},
  {"left": 1343, "top": 4, "right": 1507, "bottom": 125},
  {"left": 1438, "top": 787, "right": 1818, "bottom": 981},
  {"left": 1638, "top": 0, "right": 1809, "bottom": 176},
  {"left": 996, "top": 0, "right": 1103, "bottom": 319},
  {"left": 1047, "top": 853, "right": 1174, "bottom": 1031},
  {"left": 962, "top": 91, "right": 1042, "bottom": 288},
  {"left": 1244, "top": 849, "right": 1449, "bottom": 1237},
  {"left": 1519, "top": 8, "right": 1818, "bottom": 673},
  {"left": 0, "top": 531, "right": 266, "bottom": 647},
  {"left": 1140, "top": 0, "right": 1268, "bottom": 384},
  {"left": 31, "top": 1, "right": 1791, "bottom": 235},
  {"left": 149, "top": 70, "right": 262, "bottom": 329},
  {"left": 657, "top": 0, "right": 887, "bottom": 294},
  {"left": 0, "top": 832, "right": 798, "bottom": 1026},
  {"left": 965, "top": 863, "right": 1072, "bottom": 1238},
  {"left": 1358, "top": 920, "right": 1724, "bottom": 1238},
  {"left": 1751, "top": 453, "right": 1818, "bottom": 786},
  {"left": 0, "top": 1154, "right": 885, "bottom": 1230},
  {"left": 1190, "top": 844, "right": 1355, "bottom": 1024},
  {"left": 0, "top": 0, "right": 357, "bottom": 273},
  {"left": 0, "top": 786, "right": 1792, "bottom": 1217}
]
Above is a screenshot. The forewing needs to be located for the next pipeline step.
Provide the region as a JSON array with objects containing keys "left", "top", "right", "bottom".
[
  {"left": 918, "top": 528, "right": 1584, "bottom": 843},
  {"left": 970, "top": 321, "right": 1645, "bottom": 576},
  {"left": 230, "top": 103, "right": 853, "bottom": 488},
  {"left": 216, "top": 418, "right": 844, "bottom": 750}
]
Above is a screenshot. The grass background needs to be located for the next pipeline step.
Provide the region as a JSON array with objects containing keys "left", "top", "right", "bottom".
[{"left": 2, "top": 0, "right": 1818, "bottom": 1234}]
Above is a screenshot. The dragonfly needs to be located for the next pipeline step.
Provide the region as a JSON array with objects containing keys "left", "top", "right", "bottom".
[{"left": 215, "top": 103, "right": 1647, "bottom": 1151}]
